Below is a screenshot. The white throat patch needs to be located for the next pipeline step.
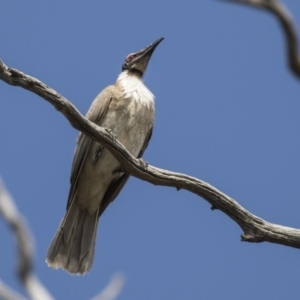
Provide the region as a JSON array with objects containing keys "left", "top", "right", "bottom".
[{"left": 116, "top": 71, "right": 154, "bottom": 108}]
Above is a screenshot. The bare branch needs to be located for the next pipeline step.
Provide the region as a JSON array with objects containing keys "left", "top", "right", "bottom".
[
  {"left": 91, "top": 274, "right": 125, "bottom": 300},
  {"left": 0, "top": 178, "right": 53, "bottom": 300},
  {"left": 0, "top": 279, "right": 27, "bottom": 300},
  {"left": 1, "top": 31, "right": 300, "bottom": 254},
  {"left": 222, "top": 0, "right": 300, "bottom": 79}
]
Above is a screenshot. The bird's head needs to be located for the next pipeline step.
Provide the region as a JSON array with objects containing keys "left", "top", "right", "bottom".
[{"left": 122, "top": 37, "right": 164, "bottom": 77}]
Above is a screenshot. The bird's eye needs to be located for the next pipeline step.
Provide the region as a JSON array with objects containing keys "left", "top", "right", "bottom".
[{"left": 126, "top": 54, "right": 135, "bottom": 62}]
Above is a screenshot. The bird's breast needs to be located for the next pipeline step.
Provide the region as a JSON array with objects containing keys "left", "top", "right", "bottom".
[
  {"left": 102, "top": 73, "right": 155, "bottom": 156},
  {"left": 75, "top": 80, "right": 154, "bottom": 213},
  {"left": 107, "top": 90, "right": 154, "bottom": 156}
]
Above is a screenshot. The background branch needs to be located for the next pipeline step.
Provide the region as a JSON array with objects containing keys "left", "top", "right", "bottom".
[
  {"left": 91, "top": 274, "right": 125, "bottom": 300},
  {"left": 0, "top": 178, "right": 53, "bottom": 300},
  {"left": 0, "top": 279, "right": 27, "bottom": 300},
  {"left": 223, "top": 0, "right": 300, "bottom": 79}
]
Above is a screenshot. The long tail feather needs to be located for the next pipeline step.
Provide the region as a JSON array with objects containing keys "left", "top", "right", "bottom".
[{"left": 46, "top": 202, "right": 99, "bottom": 275}]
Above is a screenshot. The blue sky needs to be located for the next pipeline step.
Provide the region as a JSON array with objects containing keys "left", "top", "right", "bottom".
[{"left": 1, "top": 1, "right": 300, "bottom": 299}]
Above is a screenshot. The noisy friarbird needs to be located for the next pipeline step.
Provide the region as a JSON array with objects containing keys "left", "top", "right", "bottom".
[{"left": 46, "top": 37, "right": 164, "bottom": 274}]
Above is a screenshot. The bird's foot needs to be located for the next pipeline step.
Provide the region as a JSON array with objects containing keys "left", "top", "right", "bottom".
[
  {"left": 105, "top": 128, "right": 117, "bottom": 141},
  {"left": 138, "top": 158, "right": 149, "bottom": 169},
  {"left": 112, "top": 166, "right": 125, "bottom": 175}
]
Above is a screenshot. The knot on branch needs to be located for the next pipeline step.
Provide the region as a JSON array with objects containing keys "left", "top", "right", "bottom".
[
  {"left": 241, "top": 232, "right": 264, "bottom": 243},
  {"left": 8, "top": 68, "right": 21, "bottom": 77},
  {"left": 211, "top": 205, "right": 218, "bottom": 211}
]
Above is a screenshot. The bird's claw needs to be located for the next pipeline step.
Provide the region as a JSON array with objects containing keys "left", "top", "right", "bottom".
[
  {"left": 105, "top": 128, "right": 117, "bottom": 141},
  {"left": 138, "top": 158, "right": 149, "bottom": 169},
  {"left": 112, "top": 167, "right": 125, "bottom": 175}
]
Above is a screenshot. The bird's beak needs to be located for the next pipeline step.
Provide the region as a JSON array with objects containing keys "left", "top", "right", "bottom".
[{"left": 126, "top": 37, "right": 164, "bottom": 70}]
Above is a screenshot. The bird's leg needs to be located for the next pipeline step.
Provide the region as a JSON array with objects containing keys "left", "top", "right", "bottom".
[
  {"left": 112, "top": 166, "right": 126, "bottom": 175},
  {"left": 93, "top": 145, "right": 103, "bottom": 165}
]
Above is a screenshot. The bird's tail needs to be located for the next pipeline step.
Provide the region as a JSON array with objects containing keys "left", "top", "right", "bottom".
[{"left": 46, "top": 201, "right": 99, "bottom": 275}]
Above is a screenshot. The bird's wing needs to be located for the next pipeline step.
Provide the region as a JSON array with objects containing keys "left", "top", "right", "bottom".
[
  {"left": 98, "top": 126, "right": 153, "bottom": 217},
  {"left": 67, "top": 86, "right": 114, "bottom": 208},
  {"left": 98, "top": 174, "right": 130, "bottom": 217},
  {"left": 138, "top": 127, "right": 153, "bottom": 158}
]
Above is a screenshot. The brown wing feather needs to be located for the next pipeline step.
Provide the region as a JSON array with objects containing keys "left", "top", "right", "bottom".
[
  {"left": 98, "top": 126, "right": 153, "bottom": 217},
  {"left": 67, "top": 86, "right": 114, "bottom": 209},
  {"left": 138, "top": 127, "right": 153, "bottom": 158}
]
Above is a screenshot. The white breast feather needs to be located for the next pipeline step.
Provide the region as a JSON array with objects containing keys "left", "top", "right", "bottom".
[{"left": 117, "top": 71, "right": 154, "bottom": 108}]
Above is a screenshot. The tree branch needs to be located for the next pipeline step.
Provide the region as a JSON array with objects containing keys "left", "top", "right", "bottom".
[
  {"left": 1, "top": 0, "right": 300, "bottom": 253},
  {"left": 0, "top": 178, "right": 53, "bottom": 300},
  {"left": 222, "top": 0, "right": 300, "bottom": 79},
  {"left": 91, "top": 274, "right": 125, "bottom": 300},
  {"left": 1, "top": 58, "right": 300, "bottom": 250}
]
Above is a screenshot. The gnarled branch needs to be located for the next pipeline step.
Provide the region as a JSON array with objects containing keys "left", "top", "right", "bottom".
[{"left": 0, "top": 0, "right": 300, "bottom": 258}]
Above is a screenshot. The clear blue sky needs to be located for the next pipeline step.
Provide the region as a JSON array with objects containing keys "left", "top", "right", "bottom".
[{"left": 1, "top": 1, "right": 300, "bottom": 299}]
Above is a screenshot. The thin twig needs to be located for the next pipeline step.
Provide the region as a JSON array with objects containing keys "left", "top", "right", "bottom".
[
  {"left": 0, "top": 178, "right": 53, "bottom": 300},
  {"left": 222, "top": 0, "right": 300, "bottom": 79}
]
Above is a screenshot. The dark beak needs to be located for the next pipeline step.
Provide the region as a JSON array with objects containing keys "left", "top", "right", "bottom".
[{"left": 127, "top": 37, "right": 164, "bottom": 69}]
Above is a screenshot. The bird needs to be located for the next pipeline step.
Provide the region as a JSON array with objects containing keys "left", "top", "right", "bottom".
[{"left": 46, "top": 37, "right": 164, "bottom": 275}]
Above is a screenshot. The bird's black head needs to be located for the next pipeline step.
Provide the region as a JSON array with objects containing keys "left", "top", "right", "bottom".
[{"left": 122, "top": 37, "right": 164, "bottom": 77}]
